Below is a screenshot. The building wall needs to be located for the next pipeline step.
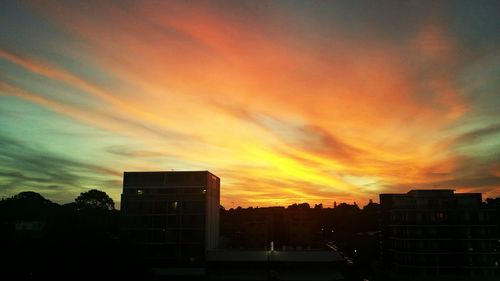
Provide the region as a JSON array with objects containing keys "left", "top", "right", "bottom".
[
  {"left": 121, "top": 171, "right": 220, "bottom": 268},
  {"left": 380, "top": 190, "right": 500, "bottom": 280},
  {"left": 206, "top": 173, "right": 220, "bottom": 250}
]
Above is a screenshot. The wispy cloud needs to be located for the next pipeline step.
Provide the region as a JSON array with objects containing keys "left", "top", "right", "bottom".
[
  {"left": 0, "top": 135, "right": 120, "bottom": 202},
  {"left": 0, "top": 1, "right": 499, "bottom": 205}
]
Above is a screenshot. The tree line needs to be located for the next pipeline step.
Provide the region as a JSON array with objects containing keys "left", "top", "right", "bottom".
[{"left": 0, "top": 189, "right": 142, "bottom": 279}]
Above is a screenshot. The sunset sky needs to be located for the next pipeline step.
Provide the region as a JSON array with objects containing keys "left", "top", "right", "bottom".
[{"left": 1, "top": 0, "right": 499, "bottom": 208}]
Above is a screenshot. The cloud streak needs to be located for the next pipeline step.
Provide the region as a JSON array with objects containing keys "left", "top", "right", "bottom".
[
  {"left": 0, "top": 135, "right": 121, "bottom": 202},
  {"left": 0, "top": 1, "right": 499, "bottom": 205}
]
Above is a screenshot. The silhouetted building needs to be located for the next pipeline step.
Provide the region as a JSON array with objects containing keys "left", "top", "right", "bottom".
[
  {"left": 285, "top": 208, "right": 320, "bottom": 247},
  {"left": 121, "top": 171, "right": 220, "bottom": 277},
  {"left": 221, "top": 206, "right": 324, "bottom": 249},
  {"left": 380, "top": 189, "right": 500, "bottom": 281}
]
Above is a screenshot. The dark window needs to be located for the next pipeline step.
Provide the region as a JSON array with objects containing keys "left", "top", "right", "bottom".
[
  {"left": 153, "top": 201, "right": 168, "bottom": 214},
  {"left": 129, "top": 201, "right": 151, "bottom": 215},
  {"left": 183, "top": 201, "right": 204, "bottom": 213},
  {"left": 129, "top": 215, "right": 150, "bottom": 228},
  {"left": 181, "top": 188, "right": 201, "bottom": 194},
  {"left": 183, "top": 215, "right": 203, "bottom": 227},
  {"left": 181, "top": 244, "right": 204, "bottom": 257},
  {"left": 181, "top": 230, "right": 204, "bottom": 243},
  {"left": 165, "top": 230, "right": 178, "bottom": 243},
  {"left": 132, "top": 229, "right": 146, "bottom": 242},
  {"left": 147, "top": 245, "right": 178, "bottom": 257},
  {"left": 147, "top": 229, "right": 165, "bottom": 243},
  {"left": 167, "top": 215, "right": 178, "bottom": 227},
  {"left": 153, "top": 216, "right": 167, "bottom": 228},
  {"left": 158, "top": 188, "right": 177, "bottom": 195}
]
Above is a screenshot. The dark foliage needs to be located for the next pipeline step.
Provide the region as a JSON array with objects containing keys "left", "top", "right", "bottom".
[
  {"left": 75, "top": 188, "right": 115, "bottom": 210},
  {"left": 0, "top": 190, "right": 145, "bottom": 279}
]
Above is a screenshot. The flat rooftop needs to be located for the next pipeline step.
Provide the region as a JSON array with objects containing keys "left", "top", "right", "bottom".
[
  {"left": 381, "top": 189, "right": 481, "bottom": 197},
  {"left": 124, "top": 170, "right": 218, "bottom": 178},
  {"left": 407, "top": 189, "right": 454, "bottom": 196},
  {"left": 123, "top": 170, "right": 219, "bottom": 188},
  {"left": 207, "top": 250, "right": 344, "bottom": 262}
]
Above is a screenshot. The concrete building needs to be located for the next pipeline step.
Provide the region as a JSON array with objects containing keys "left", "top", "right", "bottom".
[
  {"left": 121, "top": 171, "right": 220, "bottom": 276},
  {"left": 380, "top": 189, "right": 500, "bottom": 281}
]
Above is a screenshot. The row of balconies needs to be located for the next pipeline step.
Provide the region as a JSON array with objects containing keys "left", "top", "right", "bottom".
[
  {"left": 388, "top": 197, "right": 480, "bottom": 209},
  {"left": 123, "top": 200, "right": 206, "bottom": 215},
  {"left": 124, "top": 214, "right": 205, "bottom": 228},
  {"left": 385, "top": 211, "right": 494, "bottom": 225},
  {"left": 392, "top": 266, "right": 500, "bottom": 277},
  {"left": 390, "top": 252, "right": 500, "bottom": 266},
  {"left": 385, "top": 225, "right": 499, "bottom": 238},
  {"left": 385, "top": 239, "right": 500, "bottom": 252},
  {"left": 124, "top": 228, "right": 205, "bottom": 244}
]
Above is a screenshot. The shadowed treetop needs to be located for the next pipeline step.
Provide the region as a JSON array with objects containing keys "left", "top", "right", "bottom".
[{"left": 75, "top": 189, "right": 115, "bottom": 211}]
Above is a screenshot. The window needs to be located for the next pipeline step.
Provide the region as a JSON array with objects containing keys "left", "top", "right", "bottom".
[
  {"left": 147, "top": 230, "right": 165, "bottom": 243},
  {"left": 182, "top": 201, "right": 204, "bottom": 213},
  {"left": 131, "top": 229, "right": 146, "bottom": 241},
  {"left": 183, "top": 215, "right": 203, "bottom": 227},
  {"left": 181, "top": 230, "right": 204, "bottom": 242},
  {"left": 167, "top": 201, "right": 178, "bottom": 213},
  {"left": 182, "top": 188, "right": 202, "bottom": 194},
  {"left": 436, "top": 212, "right": 444, "bottom": 221},
  {"left": 181, "top": 244, "right": 203, "bottom": 257},
  {"left": 165, "top": 230, "right": 178, "bottom": 243},
  {"left": 153, "top": 216, "right": 167, "bottom": 228},
  {"left": 153, "top": 201, "right": 168, "bottom": 214},
  {"left": 130, "top": 215, "right": 150, "bottom": 228},
  {"left": 478, "top": 212, "right": 485, "bottom": 222},
  {"left": 167, "top": 215, "right": 178, "bottom": 227}
]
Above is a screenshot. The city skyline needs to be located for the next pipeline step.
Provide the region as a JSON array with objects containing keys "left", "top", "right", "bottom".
[{"left": 1, "top": 1, "right": 500, "bottom": 207}]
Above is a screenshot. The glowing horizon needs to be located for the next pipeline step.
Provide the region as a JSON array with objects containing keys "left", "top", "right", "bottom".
[{"left": 1, "top": 1, "right": 499, "bottom": 207}]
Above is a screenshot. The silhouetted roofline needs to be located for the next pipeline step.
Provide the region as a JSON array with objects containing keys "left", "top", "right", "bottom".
[
  {"left": 123, "top": 170, "right": 219, "bottom": 179},
  {"left": 380, "top": 189, "right": 482, "bottom": 198},
  {"left": 407, "top": 189, "right": 454, "bottom": 194}
]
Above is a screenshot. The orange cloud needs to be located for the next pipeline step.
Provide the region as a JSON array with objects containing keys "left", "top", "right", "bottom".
[{"left": 5, "top": 1, "right": 478, "bottom": 206}]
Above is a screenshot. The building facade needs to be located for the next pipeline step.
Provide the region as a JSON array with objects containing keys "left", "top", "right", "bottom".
[
  {"left": 380, "top": 189, "right": 500, "bottom": 280},
  {"left": 121, "top": 171, "right": 220, "bottom": 275}
]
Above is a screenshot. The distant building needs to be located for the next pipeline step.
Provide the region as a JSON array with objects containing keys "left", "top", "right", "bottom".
[
  {"left": 207, "top": 249, "right": 345, "bottom": 280},
  {"left": 380, "top": 189, "right": 500, "bottom": 281},
  {"left": 121, "top": 171, "right": 220, "bottom": 277},
  {"left": 285, "top": 208, "right": 320, "bottom": 247},
  {"left": 222, "top": 206, "right": 325, "bottom": 249}
]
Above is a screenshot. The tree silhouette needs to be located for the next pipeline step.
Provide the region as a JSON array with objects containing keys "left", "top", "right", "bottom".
[
  {"left": 0, "top": 191, "right": 58, "bottom": 221},
  {"left": 287, "top": 202, "right": 311, "bottom": 209},
  {"left": 75, "top": 189, "right": 114, "bottom": 210},
  {"left": 11, "top": 191, "right": 52, "bottom": 203}
]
